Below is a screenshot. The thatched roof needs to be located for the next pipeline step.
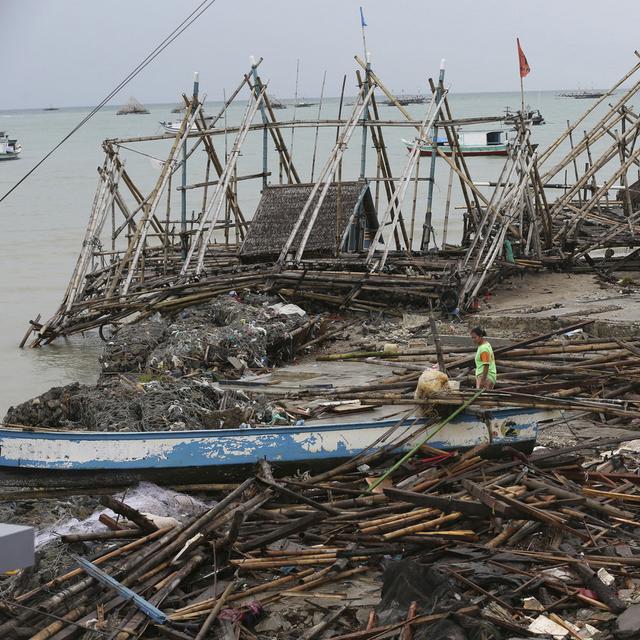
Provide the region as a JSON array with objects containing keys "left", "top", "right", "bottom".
[{"left": 240, "top": 180, "right": 378, "bottom": 262}]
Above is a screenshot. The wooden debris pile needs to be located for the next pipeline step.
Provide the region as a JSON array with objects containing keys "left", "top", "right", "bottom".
[
  {"left": 3, "top": 437, "right": 640, "bottom": 638},
  {"left": 535, "top": 55, "right": 640, "bottom": 262},
  {"left": 300, "top": 319, "right": 640, "bottom": 429}
]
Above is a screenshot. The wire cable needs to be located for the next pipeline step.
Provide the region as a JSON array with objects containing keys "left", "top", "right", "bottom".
[{"left": 0, "top": 0, "right": 219, "bottom": 204}]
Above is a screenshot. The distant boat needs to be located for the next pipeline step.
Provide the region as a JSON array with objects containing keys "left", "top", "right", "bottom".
[
  {"left": 171, "top": 105, "right": 186, "bottom": 114},
  {"left": 385, "top": 94, "right": 427, "bottom": 106},
  {"left": 295, "top": 100, "right": 316, "bottom": 108},
  {"left": 573, "top": 91, "right": 606, "bottom": 99},
  {"left": 503, "top": 107, "right": 544, "bottom": 126},
  {"left": 559, "top": 90, "right": 606, "bottom": 99},
  {"left": 268, "top": 95, "right": 286, "bottom": 109},
  {"left": 160, "top": 115, "right": 213, "bottom": 133},
  {"left": 116, "top": 97, "right": 150, "bottom": 115},
  {"left": 0, "top": 132, "right": 21, "bottom": 160},
  {"left": 43, "top": 105, "right": 59, "bottom": 111},
  {"left": 403, "top": 130, "right": 511, "bottom": 157}
]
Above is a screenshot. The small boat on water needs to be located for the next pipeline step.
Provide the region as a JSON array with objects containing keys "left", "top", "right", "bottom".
[
  {"left": 295, "top": 100, "right": 316, "bottom": 108},
  {"left": 503, "top": 107, "right": 544, "bottom": 126},
  {"left": 0, "top": 132, "right": 21, "bottom": 160},
  {"left": 160, "top": 115, "right": 213, "bottom": 134},
  {"left": 268, "top": 95, "right": 286, "bottom": 109},
  {"left": 559, "top": 90, "right": 606, "bottom": 99},
  {"left": 403, "top": 130, "right": 511, "bottom": 157},
  {"left": 385, "top": 94, "right": 427, "bottom": 106},
  {"left": 0, "top": 405, "right": 550, "bottom": 474},
  {"left": 573, "top": 91, "right": 606, "bottom": 99}
]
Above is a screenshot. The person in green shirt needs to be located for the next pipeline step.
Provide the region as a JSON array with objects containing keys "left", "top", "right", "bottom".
[{"left": 471, "top": 326, "right": 496, "bottom": 390}]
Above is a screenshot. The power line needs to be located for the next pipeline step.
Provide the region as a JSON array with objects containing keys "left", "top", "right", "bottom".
[{"left": 0, "top": 0, "right": 218, "bottom": 204}]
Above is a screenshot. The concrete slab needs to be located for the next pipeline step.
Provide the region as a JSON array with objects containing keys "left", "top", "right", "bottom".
[
  {"left": 477, "top": 271, "right": 640, "bottom": 337},
  {"left": 0, "top": 523, "right": 34, "bottom": 573}
]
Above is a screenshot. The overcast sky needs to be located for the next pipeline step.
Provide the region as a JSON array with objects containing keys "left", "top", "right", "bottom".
[{"left": 1, "top": 0, "right": 638, "bottom": 109}]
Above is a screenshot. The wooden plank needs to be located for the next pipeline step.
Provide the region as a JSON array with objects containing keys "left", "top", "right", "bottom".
[{"left": 384, "top": 487, "right": 492, "bottom": 517}]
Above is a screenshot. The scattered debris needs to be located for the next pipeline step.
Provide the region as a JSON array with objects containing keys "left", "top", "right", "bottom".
[{"left": 2, "top": 434, "right": 640, "bottom": 637}]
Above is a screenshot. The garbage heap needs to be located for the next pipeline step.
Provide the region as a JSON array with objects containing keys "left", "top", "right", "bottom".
[{"left": 4, "top": 294, "right": 313, "bottom": 431}]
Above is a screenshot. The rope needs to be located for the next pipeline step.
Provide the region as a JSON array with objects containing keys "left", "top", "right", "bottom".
[{"left": 0, "top": 0, "right": 219, "bottom": 204}]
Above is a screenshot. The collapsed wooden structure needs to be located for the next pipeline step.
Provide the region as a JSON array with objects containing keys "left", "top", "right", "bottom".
[{"left": 22, "top": 51, "right": 640, "bottom": 346}]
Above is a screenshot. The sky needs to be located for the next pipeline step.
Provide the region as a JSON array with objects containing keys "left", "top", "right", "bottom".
[{"left": 1, "top": 0, "right": 638, "bottom": 110}]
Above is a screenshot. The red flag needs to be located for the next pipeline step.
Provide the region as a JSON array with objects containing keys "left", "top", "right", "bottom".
[{"left": 517, "top": 38, "right": 530, "bottom": 78}]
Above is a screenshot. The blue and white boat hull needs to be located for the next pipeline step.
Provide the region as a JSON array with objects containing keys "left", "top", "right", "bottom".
[{"left": 0, "top": 407, "right": 548, "bottom": 473}]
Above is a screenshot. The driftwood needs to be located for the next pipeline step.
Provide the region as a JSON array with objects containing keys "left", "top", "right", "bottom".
[{"left": 99, "top": 495, "right": 159, "bottom": 533}]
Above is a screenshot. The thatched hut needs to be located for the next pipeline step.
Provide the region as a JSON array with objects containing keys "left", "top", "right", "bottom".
[{"left": 240, "top": 180, "right": 379, "bottom": 262}]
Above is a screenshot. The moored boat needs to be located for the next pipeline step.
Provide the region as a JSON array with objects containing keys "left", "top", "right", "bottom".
[
  {"left": 559, "top": 90, "right": 606, "bottom": 99},
  {"left": 160, "top": 115, "right": 213, "bottom": 133},
  {"left": 385, "top": 94, "right": 427, "bottom": 106},
  {"left": 0, "top": 132, "right": 21, "bottom": 160},
  {"left": 268, "top": 95, "right": 286, "bottom": 109},
  {"left": 403, "top": 130, "right": 511, "bottom": 157},
  {"left": 0, "top": 405, "right": 549, "bottom": 474},
  {"left": 503, "top": 107, "right": 544, "bottom": 125}
]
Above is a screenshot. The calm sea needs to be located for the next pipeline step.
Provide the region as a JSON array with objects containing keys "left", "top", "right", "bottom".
[{"left": 0, "top": 89, "right": 620, "bottom": 415}]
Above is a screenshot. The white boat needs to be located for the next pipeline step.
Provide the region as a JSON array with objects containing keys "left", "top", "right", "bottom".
[
  {"left": 403, "top": 130, "right": 511, "bottom": 157},
  {"left": 160, "top": 115, "right": 213, "bottom": 134},
  {"left": 0, "top": 132, "right": 21, "bottom": 160}
]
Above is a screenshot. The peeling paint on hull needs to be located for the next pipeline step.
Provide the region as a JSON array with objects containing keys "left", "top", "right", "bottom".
[{"left": 0, "top": 408, "right": 546, "bottom": 471}]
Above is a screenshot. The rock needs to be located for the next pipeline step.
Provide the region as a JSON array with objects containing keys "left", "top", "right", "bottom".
[{"left": 616, "top": 604, "right": 640, "bottom": 639}]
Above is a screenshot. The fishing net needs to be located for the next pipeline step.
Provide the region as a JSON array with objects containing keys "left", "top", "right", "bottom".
[
  {"left": 5, "top": 294, "right": 308, "bottom": 431},
  {"left": 147, "top": 294, "right": 308, "bottom": 373},
  {"left": 100, "top": 317, "right": 168, "bottom": 374},
  {"left": 4, "top": 375, "right": 277, "bottom": 431}
]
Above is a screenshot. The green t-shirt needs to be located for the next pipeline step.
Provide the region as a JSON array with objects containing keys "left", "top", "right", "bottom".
[{"left": 475, "top": 342, "right": 497, "bottom": 382}]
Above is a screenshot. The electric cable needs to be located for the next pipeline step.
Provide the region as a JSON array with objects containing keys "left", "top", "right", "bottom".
[{"left": 0, "top": 0, "right": 219, "bottom": 204}]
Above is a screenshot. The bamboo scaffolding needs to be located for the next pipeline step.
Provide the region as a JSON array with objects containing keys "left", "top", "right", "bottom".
[{"left": 28, "top": 52, "right": 640, "bottom": 347}]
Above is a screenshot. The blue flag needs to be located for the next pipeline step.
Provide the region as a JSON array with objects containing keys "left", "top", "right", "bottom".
[{"left": 359, "top": 6, "right": 367, "bottom": 27}]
